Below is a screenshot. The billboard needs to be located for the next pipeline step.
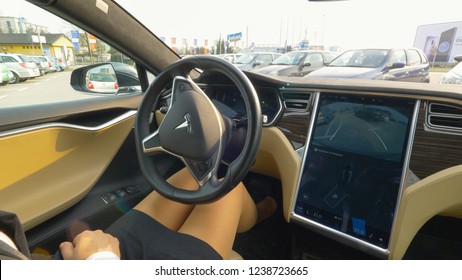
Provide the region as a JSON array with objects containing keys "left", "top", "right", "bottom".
[
  {"left": 414, "top": 21, "right": 462, "bottom": 65},
  {"left": 227, "top": 32, "right": 242, "bottom": 42}
]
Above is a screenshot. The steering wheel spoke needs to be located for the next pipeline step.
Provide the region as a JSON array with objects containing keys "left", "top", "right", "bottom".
[{"left": 142, "top": 130, "right": 162, "bottom": 155}]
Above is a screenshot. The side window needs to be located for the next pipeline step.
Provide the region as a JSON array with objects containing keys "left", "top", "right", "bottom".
[
  {"left": 407, "top": 49, "right": 422, "bottom": 66},
  {"left": 0, "top": 3, "right": 145, "bottom": 109},
  {"left": 304, "top": 53, "right": 324, "bottom": 66},
  {"left": 419, "top": 50, "right": 429, "bottom": 64},
  {"left": 388, "top": 50, "right": 407, "bottom": 67},
  {"left": 2, "top": 56, "right": 18, "bottom": 63}
]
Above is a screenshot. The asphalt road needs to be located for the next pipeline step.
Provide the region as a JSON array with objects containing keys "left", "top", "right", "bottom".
[
  {"left": 0, "top": 69, "right": 100, "bottom": 108},
  {"left": 429, "top": 72, "right": 444, "bottom": 83}
]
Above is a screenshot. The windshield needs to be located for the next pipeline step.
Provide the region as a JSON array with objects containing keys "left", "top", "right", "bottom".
[
  {"left": 329, "top": 49, "right": 389, "bottom": 68},
  {"left": 114, "top": 0, "right": 461, "bottom": 83},
  {"left": 271, "top": 52, "right": 306, "bottom": 65},
  {"left": 18, "top": 54, "right": 34, "bottom": 63},
  {"left": 89, "top": 73, "right": 116, "bottom": 82},
  {"left": 0, "top": 0, "right": 461, "bottom": 110},
  {"left": 235, "top": 53, "right": 258, "bottom": 64}
]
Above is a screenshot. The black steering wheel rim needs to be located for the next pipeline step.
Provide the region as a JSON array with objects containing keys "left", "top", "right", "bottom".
[{"left": 135, "top": 55, "right": 262, "bottom": 204}]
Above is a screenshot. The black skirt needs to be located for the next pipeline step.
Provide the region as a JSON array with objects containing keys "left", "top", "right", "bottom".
[{"left": 105, "top": 209, "right": 222, "bottom": 260}]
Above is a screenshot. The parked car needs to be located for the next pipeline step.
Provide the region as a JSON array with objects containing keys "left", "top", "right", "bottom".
[
  {"left": 306, "top": 48, "right": 430, "bottom": 83},
  {"left": 0, "top": 53, "right": 41, "bottom": 83},
  {"left": 440, "top": 61, "right": 462, "bottom": 85},
  {"left": 29, "top": 56, "right": 45, "bottom": 76},
  {"left": 55, "top": 57, "right": 68, "bottom": 70},
  {"left": 234, "top": 52, "right": 281, "bottom": 71},
  {"left": 254, "top": 50, "right": 338, "bottom": 77},
  {"left": 0, "top": 60, "right": 13, "bottom": 85},
  {"left": 86, "top": 72, "right": 119, "bottom": 92},
  {"left": 216, "top": 53, "right": 242, "bottom": 63},
  {"left": 31, "top": 55, "right": 56, "bottom": 74},
  {"left": 49, "top": 56, "right": 67, "bottom": 71}
]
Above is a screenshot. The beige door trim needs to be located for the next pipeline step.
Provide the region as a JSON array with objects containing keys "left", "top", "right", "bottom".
[{"left": 0, "top": 111, "right": 136, "bottom": 230}]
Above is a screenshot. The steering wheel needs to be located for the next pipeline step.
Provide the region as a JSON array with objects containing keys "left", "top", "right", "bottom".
[{"left": 135, "top": 55, "right": 262, "bottom": 204}]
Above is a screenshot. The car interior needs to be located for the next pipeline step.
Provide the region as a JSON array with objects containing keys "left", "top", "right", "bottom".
[{"left": 1, "top": 0, "right": 462, "bottom": 260}]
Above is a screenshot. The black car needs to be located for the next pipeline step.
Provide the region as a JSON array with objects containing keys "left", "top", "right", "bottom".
[
  {"left": 254, "top": 50, "right": 338, "bottom": 77},
  {"left": 307, "top": 48, "right": 431, "bottom": 83}
]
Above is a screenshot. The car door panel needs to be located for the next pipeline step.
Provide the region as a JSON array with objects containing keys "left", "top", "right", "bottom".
[
  {"left": 0, "top": 110, "right": 136, "bottom": 230},
  {"left": 24, "top": 129, "right": 153, "bottom": 255},
  {"left": 24, "top": 131, "right": 182, "bottom": 255}
]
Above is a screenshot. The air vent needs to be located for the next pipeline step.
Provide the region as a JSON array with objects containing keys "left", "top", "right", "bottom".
[
  {"left": 426, "top": 102, "right": 462, "bottom": 134},
  {"left": 281, "top": 90, "right": 312, "bottom": 112},
  {"left": 281, "top": 91, "right": 311, "bottom": 100},
  {"left": 429, "top": 103, "right": 462, "bottom": 115}
]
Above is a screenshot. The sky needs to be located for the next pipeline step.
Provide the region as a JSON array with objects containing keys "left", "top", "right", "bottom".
[{"left": 1, "top": 0, "right": 461, "bottom": 51}]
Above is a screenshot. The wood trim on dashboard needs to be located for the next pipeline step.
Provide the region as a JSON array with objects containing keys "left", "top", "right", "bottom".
[{"left": 409, "top": 102, "right": 462, "bottom": 180}]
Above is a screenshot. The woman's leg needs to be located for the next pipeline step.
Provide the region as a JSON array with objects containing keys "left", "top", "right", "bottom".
[
  {"left": 133, "top": 167, "right": 199, "bottom": 231},
  {"left": 133, "top": 167, "right": 273, "bottom": 259},
  {"left": 178, "top": 182, "right": 258, "bottom": 259}
]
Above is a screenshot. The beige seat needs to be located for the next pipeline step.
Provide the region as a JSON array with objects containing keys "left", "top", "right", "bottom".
[{"left": 389, "top": 165, "right": 462, "bottom": 259}]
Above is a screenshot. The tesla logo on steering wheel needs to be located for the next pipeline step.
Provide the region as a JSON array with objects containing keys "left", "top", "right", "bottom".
[{"left": 174, "top": 113, "right": 193, "bottom": 134}]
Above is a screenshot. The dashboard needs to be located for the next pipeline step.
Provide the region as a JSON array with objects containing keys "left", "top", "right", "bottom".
[
  {"left": 205, "top": 84, "right": 283, "bottom": 126},
  {"left": 195, "top": 71, "right": 462, "bottom": 259}
]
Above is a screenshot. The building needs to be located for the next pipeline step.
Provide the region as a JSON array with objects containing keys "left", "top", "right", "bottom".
[
  {"left": 0, "top": 33, "right": 74, "bottom": 65},
  {"left": 0, "top": 16, "right": 48, "bottom": 34}
]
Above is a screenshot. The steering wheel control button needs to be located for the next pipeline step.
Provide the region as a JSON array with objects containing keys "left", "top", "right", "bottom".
[{"left": 186, "top": 158, "right": 213, "bottom": 182}]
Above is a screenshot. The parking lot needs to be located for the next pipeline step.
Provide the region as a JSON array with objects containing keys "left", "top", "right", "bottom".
[{"left": 0, "top": 69, "right": 101, "bottom": 107}]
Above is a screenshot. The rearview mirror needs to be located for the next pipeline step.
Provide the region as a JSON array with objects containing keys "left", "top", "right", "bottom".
[{"left": 454, "top": 55, "right": 462, "bottom": 63}]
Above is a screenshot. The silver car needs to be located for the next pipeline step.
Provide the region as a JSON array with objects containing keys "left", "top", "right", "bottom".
[
  {"left": 31, "top": 55, "right": 56, "bottom": 74},
  {"left": 0, "top": 53, "right": 41, "bottom": 83}
]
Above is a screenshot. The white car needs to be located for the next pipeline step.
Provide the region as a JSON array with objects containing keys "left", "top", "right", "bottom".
[
  {"left": 440, "top": 62, "right": 462, "bottom": 85},
  {"left": 216, "top": 53, "right": 242, "bottom": 63},
  {"left": 87, "top": 72, "right": 119, "bottom": 93},
  {"left": 0, "top": 53, "right": 41, "bottom": 83},
  {"left": 31, "top": 55, "right": 56, "bottom": 74}
]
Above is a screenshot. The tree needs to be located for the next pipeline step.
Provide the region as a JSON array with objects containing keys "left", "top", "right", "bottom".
[{"left": 214, "top": 39, "right": 234, "bottom": 55}]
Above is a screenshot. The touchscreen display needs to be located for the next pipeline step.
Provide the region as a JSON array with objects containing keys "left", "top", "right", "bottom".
[{"left": 294, "top": 93, "right": 416, "bottom": 249}]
